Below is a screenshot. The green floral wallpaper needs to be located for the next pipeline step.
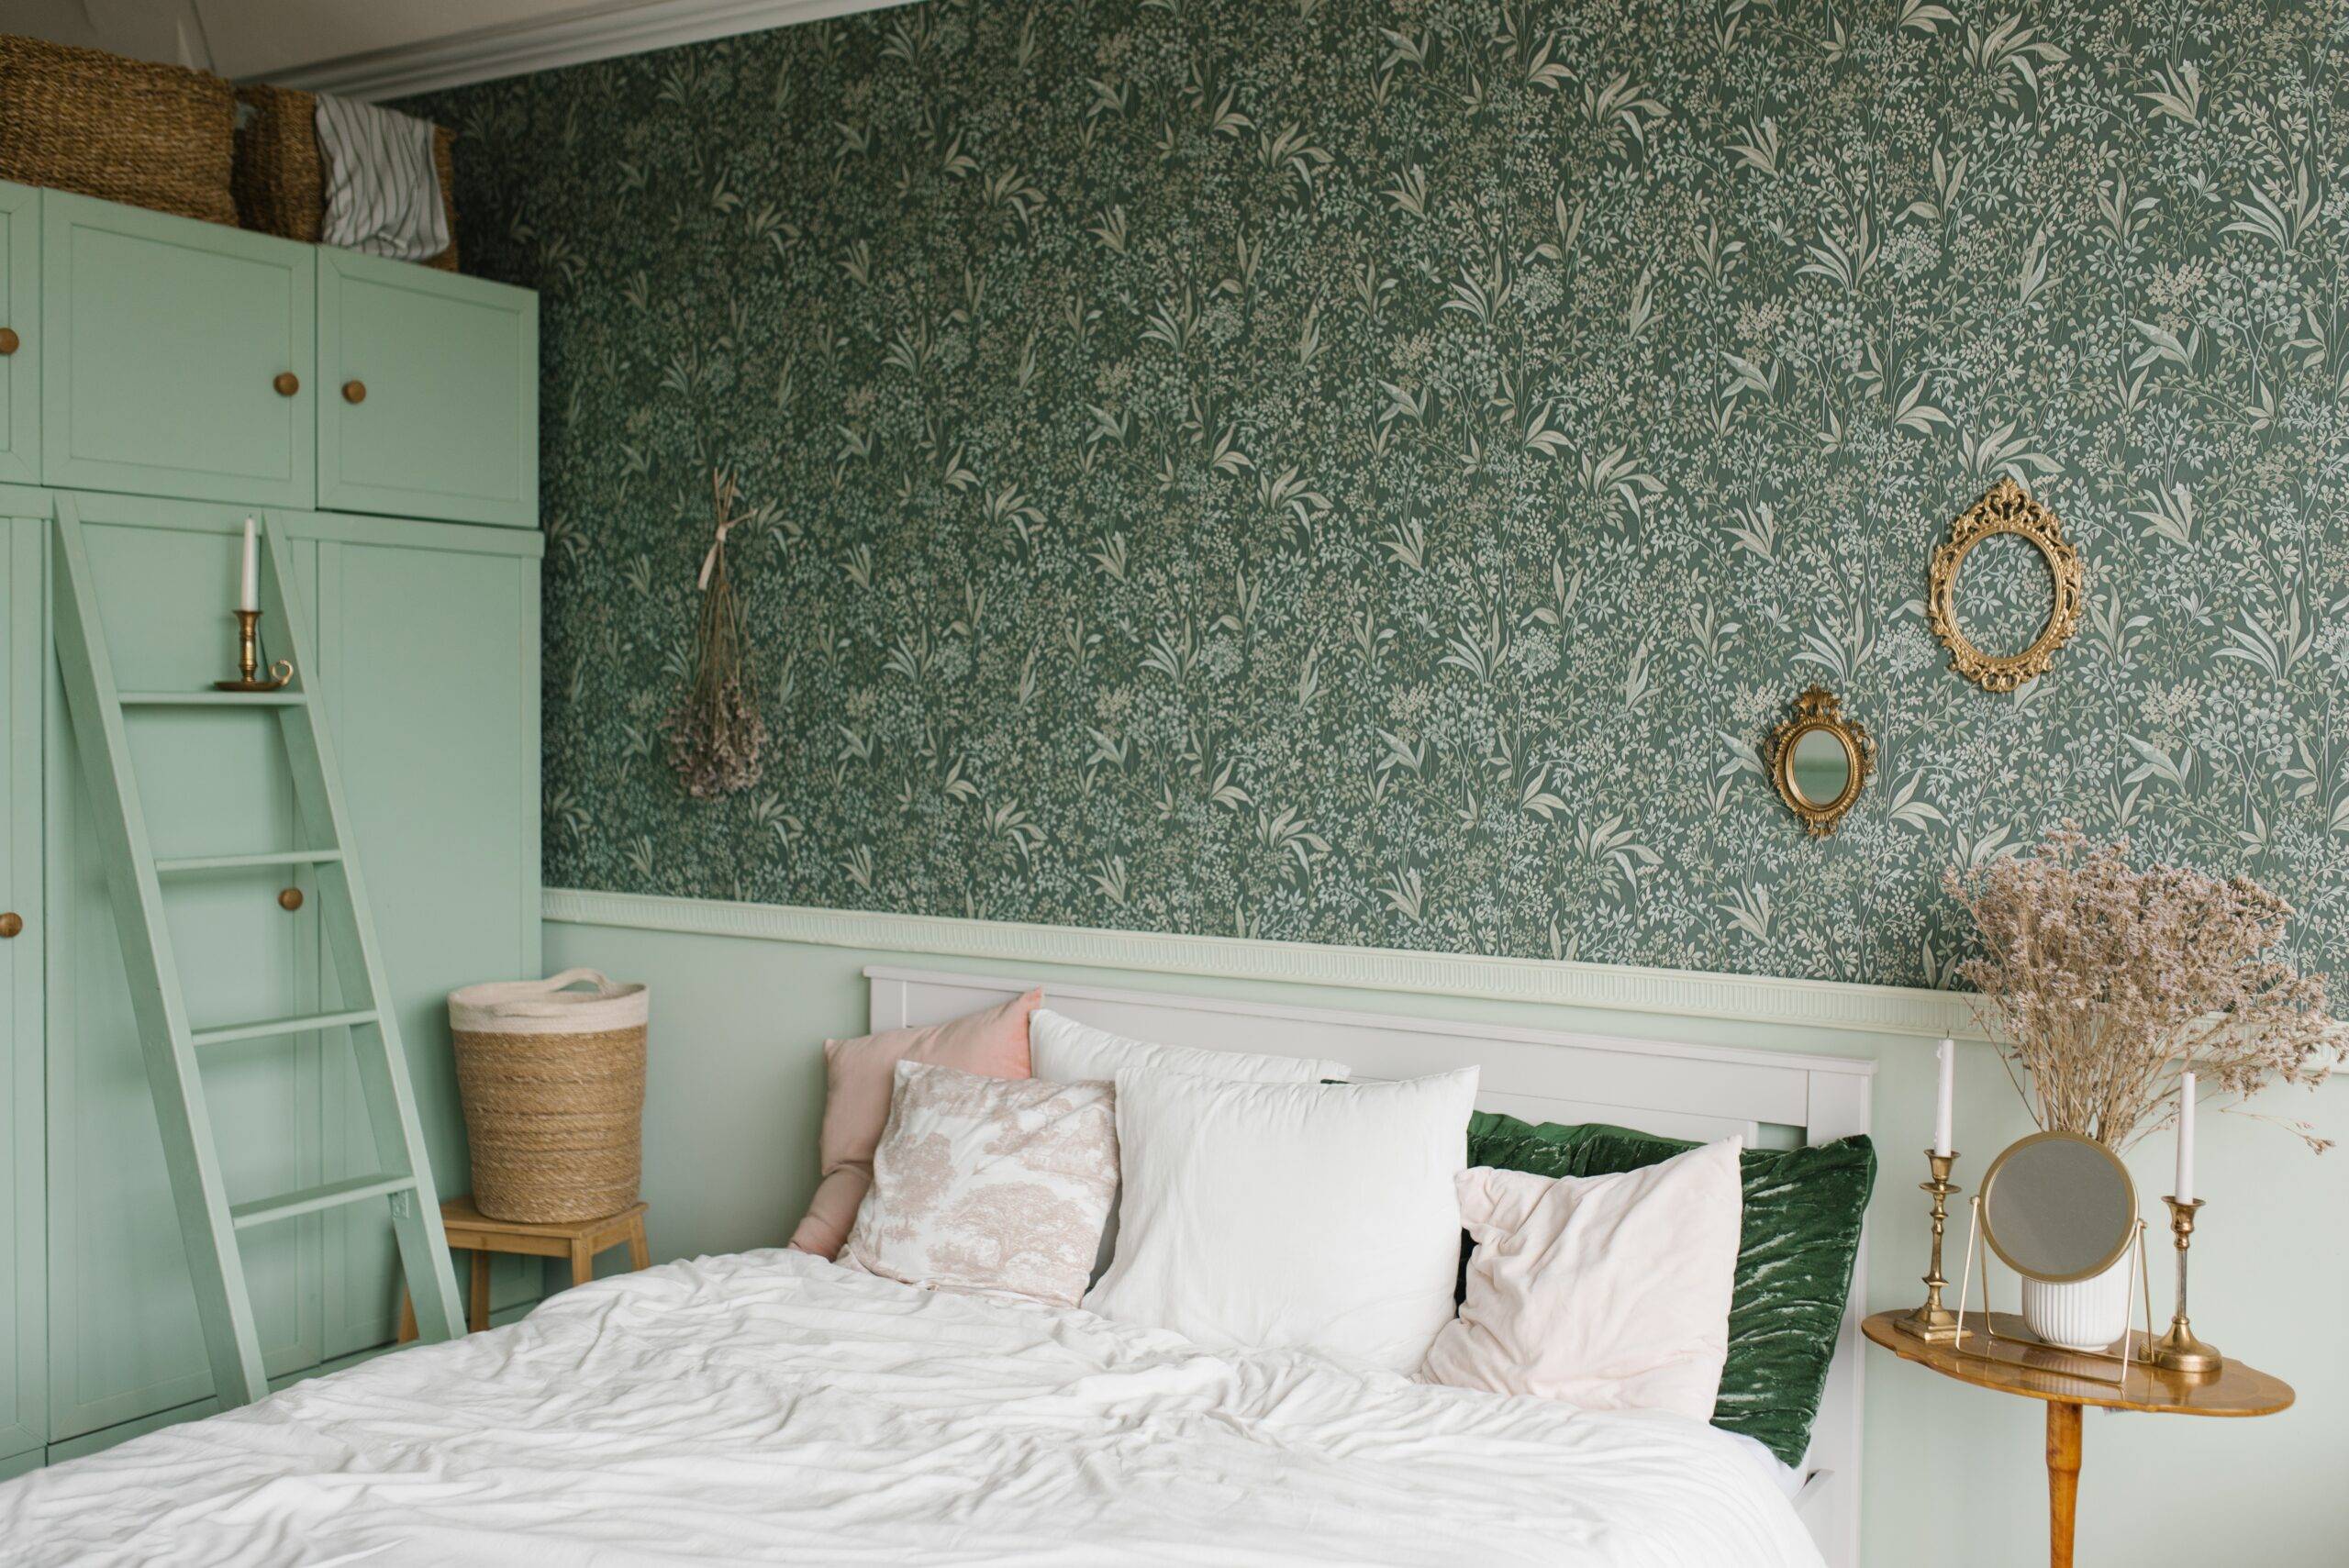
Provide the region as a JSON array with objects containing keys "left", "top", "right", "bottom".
[{"left": 413, "top": 0, "right": 2349, "bottom": 987}]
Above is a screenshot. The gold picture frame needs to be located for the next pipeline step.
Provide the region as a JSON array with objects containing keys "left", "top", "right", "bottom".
[
  {"left": 1768, "top": 686, "right": 1874, "bottom": 837},
  {"left": 1927, "top": 478, "right": 2086, "bottom": 692}
]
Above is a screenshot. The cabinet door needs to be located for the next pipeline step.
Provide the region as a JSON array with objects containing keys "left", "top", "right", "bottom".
[
  {"left": 45, "top": 509, "right": 321, "bottom": 1439},
  {"left": 41, "top": 192, "right": 315, "bottom": 508},
  {"left": 315, "top": 525, "right": 540, "bottom": 1352},
  {"left": 317, "top": 251, "right": 536, "bottom": 528},
  {"left": 0, "top": 186, "right": 36, "bottom": 486},
  {"left": 2, "top": 516, "right": 44, "bottom": 1462}
]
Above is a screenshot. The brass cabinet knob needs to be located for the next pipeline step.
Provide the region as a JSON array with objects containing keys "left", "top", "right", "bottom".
[
  {"left": 273, "top": 371, "right": 300, "bottom": 396},
  {"left": 0, "top": 328, "right": 17, "bottom": 355},
  {"left": 342, "top": 379, "right": 366, "bottom": 404},
  {"left": 0, "top": 911, "right": 21, "bottom": 939},
  {"left": 278, "top": 887, "right": 304, "bottom": 912}
]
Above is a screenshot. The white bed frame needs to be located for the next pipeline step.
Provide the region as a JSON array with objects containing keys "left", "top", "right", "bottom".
[{"left": 867, "top": 964, "right": 1876, "bottom": 1568}]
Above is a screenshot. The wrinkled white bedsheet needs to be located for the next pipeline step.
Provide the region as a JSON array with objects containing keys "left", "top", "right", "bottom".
[{"left": 0, "top": 1249, "right": 1822, "bottom": 1567}]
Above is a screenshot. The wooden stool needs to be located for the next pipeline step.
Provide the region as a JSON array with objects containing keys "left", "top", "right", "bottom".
[{"left": 397, "top": 1195, "right": 651, "bottom": 1342}]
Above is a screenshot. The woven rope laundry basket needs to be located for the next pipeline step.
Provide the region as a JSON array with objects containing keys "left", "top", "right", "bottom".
[{"left": 451, "top": 970, "right": 649, "bottom": 1223}]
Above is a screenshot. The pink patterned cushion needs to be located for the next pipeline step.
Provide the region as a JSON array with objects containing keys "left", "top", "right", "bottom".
[
  {"left": 786, "top": 989, "right": 1039, "bottom": 1259},
  {"left": 841, "top": 1061, "right": 1118, "bottom": 1307}
]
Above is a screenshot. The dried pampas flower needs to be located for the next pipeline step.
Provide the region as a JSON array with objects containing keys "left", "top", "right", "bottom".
[
  {"left": 667, "top": 469, "right": 766, "bottom": 799},
  {"left": 1945, "top": 825, "right": 2337, "bottom": 1151}
]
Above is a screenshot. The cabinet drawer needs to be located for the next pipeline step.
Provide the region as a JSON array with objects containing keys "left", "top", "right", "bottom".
[
  {"left": 318, "top": 251, "right": 536, "bottom": 528},
  {"left": 0, "top": 184, "right": 37, "bottom": 485},
  {"left": 41, "top": 192, "right": 315, "bottom": 507}
]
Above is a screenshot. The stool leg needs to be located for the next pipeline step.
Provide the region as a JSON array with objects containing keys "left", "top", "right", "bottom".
[
  {"left": 469, "top": 1251, "right": 492, "bottom": 1334},
  {"left": 628, "top": 1216, "right": 650, "bottom": 1273},
  {"left": 570, "top": 1239, "right": 596, "bottom": 1290}
]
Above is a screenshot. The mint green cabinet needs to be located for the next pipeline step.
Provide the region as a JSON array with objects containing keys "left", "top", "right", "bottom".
[
  {"left": 2, "top": 515, "right": 46, "bottom": 1462},
  {"left": 317, "top": 252, "right": 537, "bottom": 528},
  {"left": 311, "top": 517, "right": 541, "bottom": 1351},
  {"left": 0, "top": 188, "right": 37, "bottom": 486},
  {"left": 41, "top": 193, "right": 315, "bottom": 508},
  {"left": 28, "top": 499, "right": 541, "bottom": 1443}
]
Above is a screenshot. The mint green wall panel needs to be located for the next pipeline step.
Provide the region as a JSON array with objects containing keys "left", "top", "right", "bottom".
[
  {"left": 40, "top": 193, "right": 314, "bottom": 508},
  {"left": 0, "top": 187, "right": 37, "bottom": 486},
  {"left": 314, "top": 528, "right": 541, "bottom": 1353},
  {"left": 43, "top": 506, "right": 321, "bottom": 1439},
  {"left": 1, "top": 516, "right": 46, "bottom": 1461},
  {"left": 317, "top": 251, "right": 536, "bottom": 528}
]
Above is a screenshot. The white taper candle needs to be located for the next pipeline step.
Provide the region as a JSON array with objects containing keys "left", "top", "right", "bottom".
[
  {"left": 2175, "top": 1069, "right": 2197, "bottom": 1205},
  {"left": 1932, "top": 1037, "right": 1954, "bottom": 1158},
  {"left": 238, "top": 517, "right": 259, "bottom": 613}
]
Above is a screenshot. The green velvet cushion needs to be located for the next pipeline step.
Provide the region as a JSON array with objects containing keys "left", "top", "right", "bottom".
[{"left": 1464, "top": 1111, "right": 1876, "bottom": 1468}]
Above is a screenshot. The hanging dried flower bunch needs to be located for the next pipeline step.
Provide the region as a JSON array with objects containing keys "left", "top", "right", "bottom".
[
  {"left": 1945, "top": 825, "right": 2337, "bottom": 1151},
  {"left": 666, "top": 468, "right": 766, "bottom": 798}
]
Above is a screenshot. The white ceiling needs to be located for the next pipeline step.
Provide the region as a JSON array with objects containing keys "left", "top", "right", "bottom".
[{"left": 2, "top": 0, "right": 909, "bottom": 97}]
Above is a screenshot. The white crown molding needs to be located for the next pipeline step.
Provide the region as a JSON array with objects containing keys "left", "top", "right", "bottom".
[
  {"left": 270, "top": 0, "right": 918, "bottom": 101},
  {"left": 542, "top": 887, "right": 1983, "bottom": 1040}
]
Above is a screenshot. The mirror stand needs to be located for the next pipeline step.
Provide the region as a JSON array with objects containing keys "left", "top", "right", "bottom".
[{"left": 1949, "top": 1195, "right": 2156, "bottom": 1385}]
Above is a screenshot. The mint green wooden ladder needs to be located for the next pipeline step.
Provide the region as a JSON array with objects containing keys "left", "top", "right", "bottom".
[{"left": 48, "top": 496, "right": 466, "bottom": 1407}]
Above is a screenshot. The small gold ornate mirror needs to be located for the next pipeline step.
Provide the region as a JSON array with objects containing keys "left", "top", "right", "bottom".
[
  {"left": 1769, "top": 687, "right": 1873, "bottom": 836},
  {"left": 1928, "top": 479, "right": 2085, "bottom": 692}
]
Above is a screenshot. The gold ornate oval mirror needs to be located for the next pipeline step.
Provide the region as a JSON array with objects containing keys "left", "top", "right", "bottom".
[
  {"left": 1769, "top": 687, "right": 1873, "bottom": 836},
  {"left": 1928, "top": 478, "right": 2085, "bottom": 692}
]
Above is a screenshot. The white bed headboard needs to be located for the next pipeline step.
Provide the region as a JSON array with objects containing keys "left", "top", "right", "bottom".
[{"left": 866, "top": 964, "right": 1876, "bottom": 1568}]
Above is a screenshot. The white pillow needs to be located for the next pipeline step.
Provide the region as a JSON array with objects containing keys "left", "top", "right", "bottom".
[
  {"left": 1030, "top": 1007, "right": 1352, "bottom": 1085},
  {"left": 1419, "top": 1140, "right": 1744, "bottom": 1422},
  {"left": 1032, "top": 1008, "right": 1354, "bottom": 1285},
  {"left": 1084, "top": 1065, "right": 1478, "bottom": 1372}
]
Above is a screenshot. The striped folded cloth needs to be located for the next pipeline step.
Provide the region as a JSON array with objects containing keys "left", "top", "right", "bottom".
[{"left": 314, "top": 93, "right": 450, "bottom": 261}]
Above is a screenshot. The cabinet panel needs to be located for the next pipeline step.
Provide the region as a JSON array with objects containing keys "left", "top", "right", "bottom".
[
  {"left": 317, "top": 251, "right": 536, "bottom": 528},
  {"left": 41, "top": 193, "right": 315, "bottom": 507},
  {"left": 0, "top": 187, "right": 37, "bottom": 485},
  {"left": 2, "top": 516, "right": 45, "bottom": 1462},
  {"left": 317, "top": 531, "right": 540, "bottom": 1352},
  {"left": 44, "top": 512, "right": 321, "bottom": 1440}
]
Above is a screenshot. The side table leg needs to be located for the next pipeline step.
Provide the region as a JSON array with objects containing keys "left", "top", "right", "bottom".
[
  {"left": 468, "top": 1251, "right": 492, "bottom": 1334},
  {"left": 2046, "top": 1400, "right": 2082, "bottom": 1568}
]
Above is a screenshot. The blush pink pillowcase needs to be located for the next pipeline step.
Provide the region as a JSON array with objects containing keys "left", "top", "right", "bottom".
[
  {"left": 787, "top": 988, "right": 1039, "bottom": 1259},
  {"left": 1419, "top": 1140, "right": 1743, "bottom": 1423}
]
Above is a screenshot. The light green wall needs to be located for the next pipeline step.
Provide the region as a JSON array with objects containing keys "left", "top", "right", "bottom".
[{"left": 547, "top": 910, "right": 2346, "bottom": 1566}]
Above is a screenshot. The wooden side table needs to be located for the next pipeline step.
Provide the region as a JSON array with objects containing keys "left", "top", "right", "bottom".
[
  {"left": 1864, "top": 1310, "right": 2292, "bottom": 1566},
  {"left": 397, "top": 1195, "right": 651, "bottom": 1342}
]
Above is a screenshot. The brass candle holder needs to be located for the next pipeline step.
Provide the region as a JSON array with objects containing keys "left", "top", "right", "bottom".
[
  {"left": 1893, "top": 1149, "right": 1962, "bottom": 1342},
  {"left": 214, "top": 608, "right": 294, "bottom": 693},
  {"left": 2151, "top": 1195, "right": 2222, "bottom": 1375}
]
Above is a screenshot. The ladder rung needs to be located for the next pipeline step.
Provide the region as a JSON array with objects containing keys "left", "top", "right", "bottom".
[
  {"left": 192, "top": 1007, "right": 378, "bottom": 1048},
  {"left": 156, "top": 849, "right": 342, "bottom": 875},
  {"left": 117, "top": 691, "right": 306, "bottom": 707},
  {"left": 230, "top": 1174, "right": 416, "bottom": 1230}
]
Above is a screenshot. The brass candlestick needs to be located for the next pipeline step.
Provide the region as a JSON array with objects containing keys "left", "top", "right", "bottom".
[
  {"left": 214, "top": 608, "right": 294, "bottom": 693},
  {"left": 2152, "top": 1195, "right": 2222, "bottom": 1374},
  {"left": 1894, "top": 1150, "right": 1962, "bottom": 1342}
]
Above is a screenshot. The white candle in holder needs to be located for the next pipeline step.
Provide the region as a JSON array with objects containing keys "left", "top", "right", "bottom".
[
  {"left": 1932, "top": 1038, "right": 1954, "bottom": 1158},
  {"left": 238, "top": 517, "right": 259, "bottom": 612},
  {"left": 2175, "top": 1070, "right": 2197, "bottom": 1205}
]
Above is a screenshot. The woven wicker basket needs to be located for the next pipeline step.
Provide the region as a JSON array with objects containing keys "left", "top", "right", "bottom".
[
  {"left": 0, "top": 33, "right": 237, "bottom": 227},
  {"left": 451, "top": 970, "right": 648, "bottom": 1223},
  {"left": 233, "top": 83, "right": 459, "bottom": 271}
]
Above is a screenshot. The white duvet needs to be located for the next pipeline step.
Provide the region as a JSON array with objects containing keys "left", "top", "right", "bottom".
[{"left": 0, "top": 1250, "right": 1821, "bottom": 1567}]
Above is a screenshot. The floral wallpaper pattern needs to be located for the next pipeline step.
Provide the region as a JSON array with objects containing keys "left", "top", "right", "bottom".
[{"left": 414, "top": 0, "right": 2349, "bottom": 987}]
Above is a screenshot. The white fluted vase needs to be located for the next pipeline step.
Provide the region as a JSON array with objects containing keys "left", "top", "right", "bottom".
[{"left": 2020, "top": 1246, "right": 2135, "bottom": 1351}]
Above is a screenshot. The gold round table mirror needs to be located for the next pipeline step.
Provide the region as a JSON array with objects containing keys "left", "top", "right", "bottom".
[{"left": 1980, "top": 1129, "right": 2138, "bottom": 1284}]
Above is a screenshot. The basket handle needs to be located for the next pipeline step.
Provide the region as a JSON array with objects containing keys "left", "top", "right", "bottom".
[{"left": 539, "top": 967, "right": 619, "bottom": 996}]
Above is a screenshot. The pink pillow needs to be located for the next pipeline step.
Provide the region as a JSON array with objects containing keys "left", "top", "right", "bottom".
[{"left": 787, "top": 988, "right": 1039, "bottom": 1258}]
